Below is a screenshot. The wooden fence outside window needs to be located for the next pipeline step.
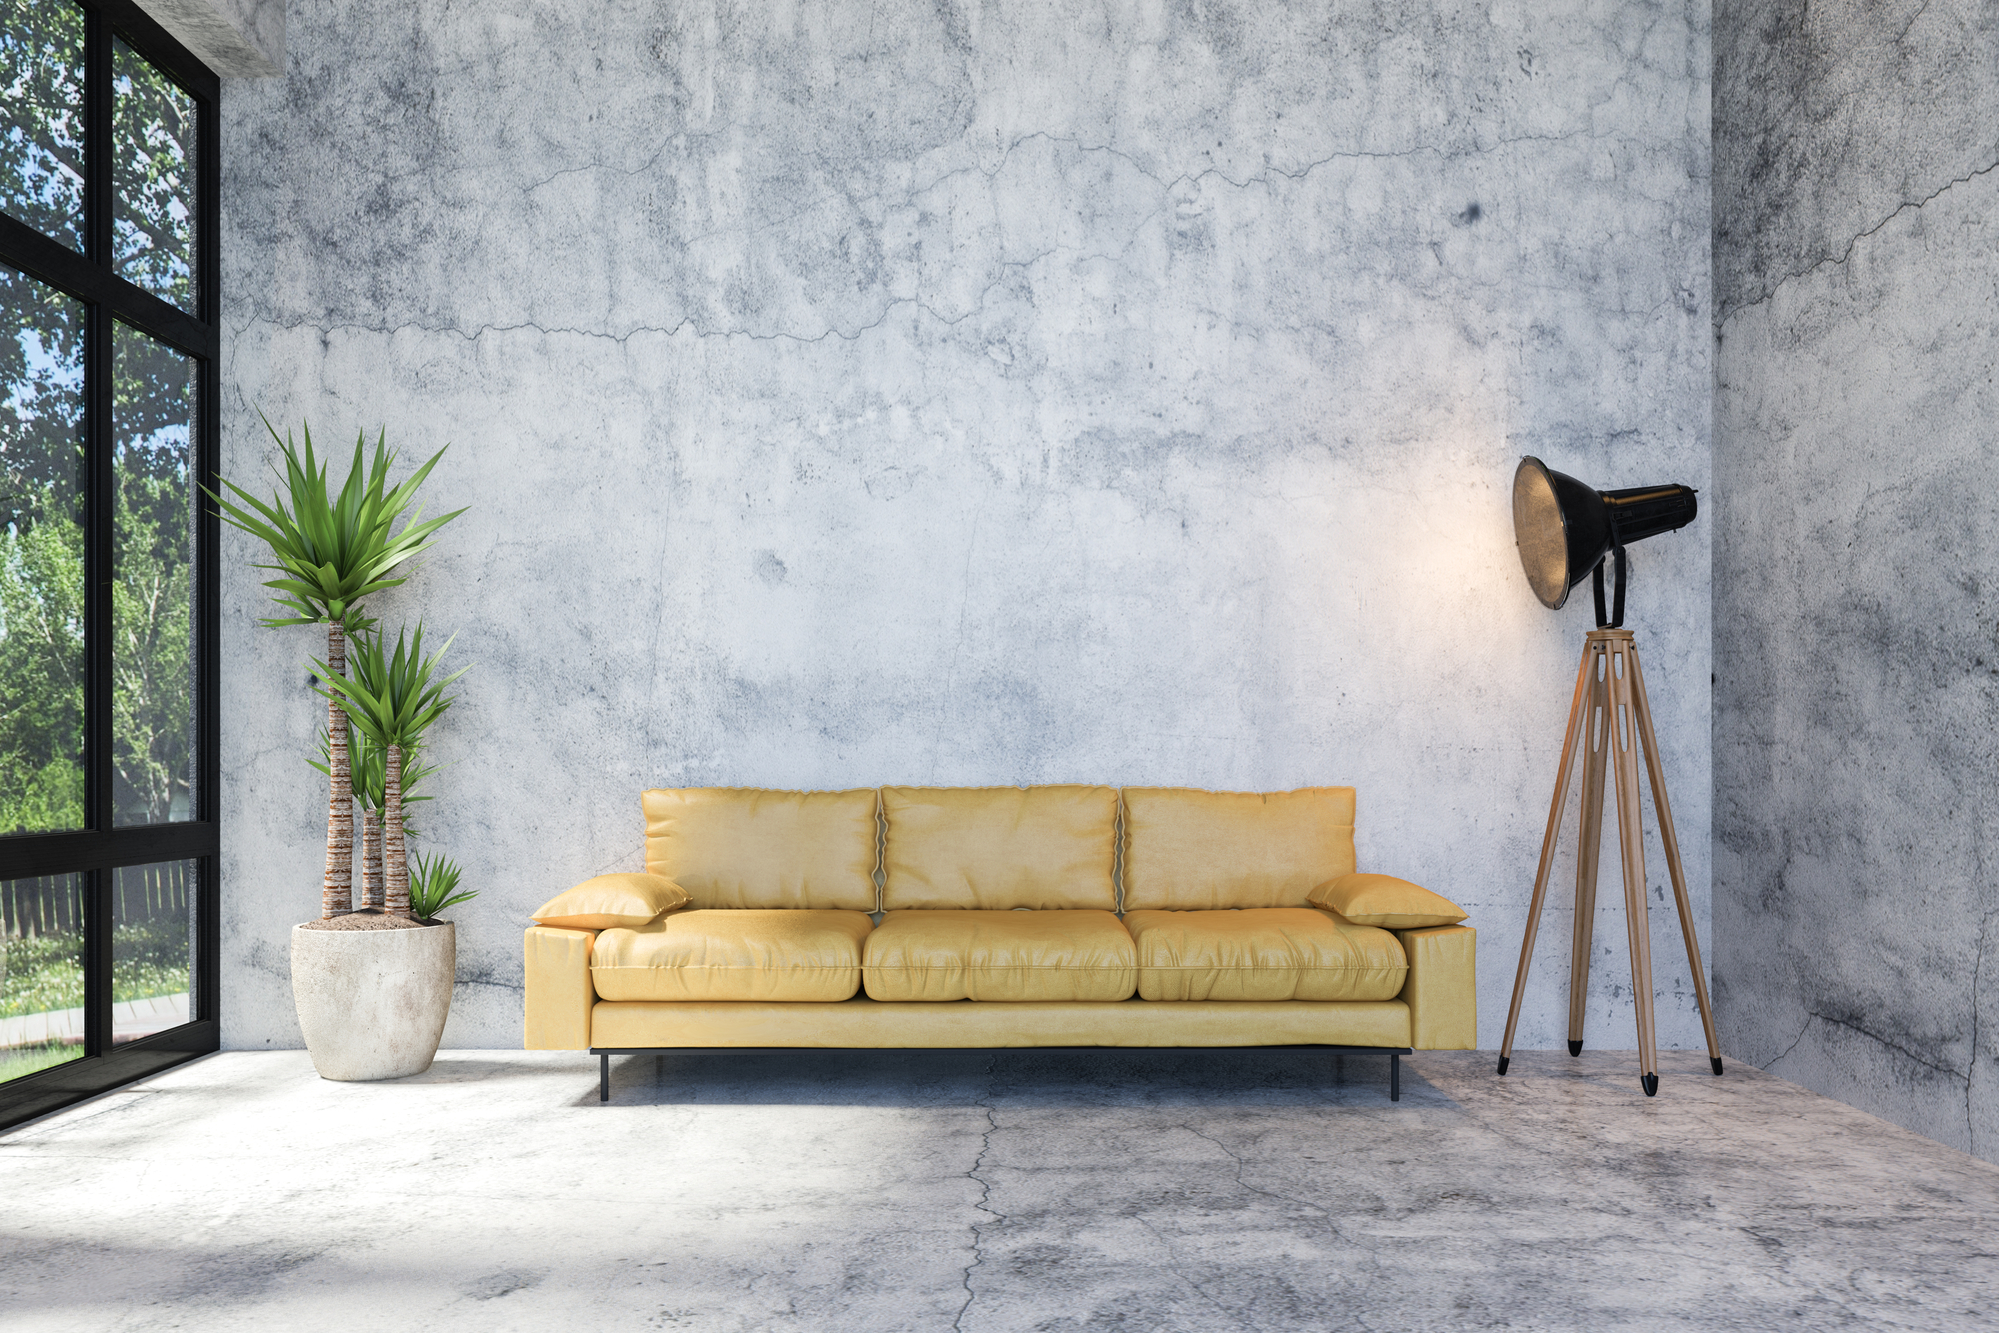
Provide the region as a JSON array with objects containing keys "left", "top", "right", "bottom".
[{"left": 1, "top": 864, "right": 190, "bottom": 939}]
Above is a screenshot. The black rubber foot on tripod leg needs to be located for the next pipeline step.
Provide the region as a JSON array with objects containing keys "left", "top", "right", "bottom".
[
  {"left": 1568, "top": 1040, "right": 1583, "bottom": 1057},
  {"left": 1711, "top": 1057, "right": 1724, "bottom": 1076},
  {"left": 1496, "top": 1056, "right": 1509, "bottom": 1075},
  {"left": 1641, "top": 1073, "right": 1659, "bottom": 1097}
]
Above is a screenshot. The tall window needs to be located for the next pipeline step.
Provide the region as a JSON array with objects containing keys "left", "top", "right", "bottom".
[{"left": 0, "top": 0, "right": 217, "bottom": 1128}]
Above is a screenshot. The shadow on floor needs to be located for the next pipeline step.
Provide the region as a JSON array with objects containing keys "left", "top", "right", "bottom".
[
  {"left": 390, "top": 1057, "right": 588, "bottom": 1086},
  {"left": 580, "top": 1046, "right": 1458, "bottom": 1110}
]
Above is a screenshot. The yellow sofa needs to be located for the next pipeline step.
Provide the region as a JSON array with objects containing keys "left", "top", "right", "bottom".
[{"left": 524, "top": 785, "right": 1477, "bottom": 1102}]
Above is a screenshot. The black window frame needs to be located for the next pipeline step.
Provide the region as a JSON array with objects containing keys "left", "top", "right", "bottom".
[{"left": 0, "top": 0, "right": 219, "bottom": 1130}]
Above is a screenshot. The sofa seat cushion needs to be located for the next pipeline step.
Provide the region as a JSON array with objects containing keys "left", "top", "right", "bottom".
[
  {"left": 1123, "top": 908, "right": 1407, "bottom": 1002},
  {"left": 864, "top": 910, "right": 1137, "bottom": 1002},
  {"left": 591, "top": 909, "right": 873, "bottom": 1003}
]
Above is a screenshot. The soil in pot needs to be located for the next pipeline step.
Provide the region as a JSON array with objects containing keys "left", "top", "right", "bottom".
[{"left": 299, "top": 908, "right": 428, "bottom": 931}]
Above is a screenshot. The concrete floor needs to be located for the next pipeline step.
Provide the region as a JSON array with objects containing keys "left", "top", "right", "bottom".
[{"left": 3, "top": 1048, "right": 1997, "bottom": 1331}]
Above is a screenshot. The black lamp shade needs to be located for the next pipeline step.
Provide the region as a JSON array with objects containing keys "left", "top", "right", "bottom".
[{"left": 1512, "top": 457, "right": 1698, "bottom": 611}]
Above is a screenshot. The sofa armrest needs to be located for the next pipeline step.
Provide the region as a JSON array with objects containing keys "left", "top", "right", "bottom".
[
  {"left": 1397, "top": 924, "right": 1476, "bottom": 1050},
  {"left": 524, "top": 925, "right": 597, "bottom": 1050}
]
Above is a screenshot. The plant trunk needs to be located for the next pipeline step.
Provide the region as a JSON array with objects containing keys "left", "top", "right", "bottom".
[
  {"left": 384, "top": 743, "right": 410, "bottom": 918},
  {"left": 322, "top": 623, "right": 354, "bottom": 918},
  {"left": 361, "top": 804, "right": 383, "bottom": 909}
]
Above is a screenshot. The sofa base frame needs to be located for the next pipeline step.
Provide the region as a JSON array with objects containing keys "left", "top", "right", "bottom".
[{"left": 589, "top": 1044, "right": 1412, "bottom": 1104}]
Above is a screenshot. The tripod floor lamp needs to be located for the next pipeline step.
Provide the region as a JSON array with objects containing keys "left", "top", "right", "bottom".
[{"left": 1497, "top": 456, "right": 1722, "bottom": 1096}]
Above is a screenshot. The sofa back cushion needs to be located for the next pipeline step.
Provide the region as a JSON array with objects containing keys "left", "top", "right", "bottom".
[
  {"left": 881, "top": 785, "right": 1118, "bottom": 910},
  {"left": 643, "top": 787, "right": 880, "bottom": 910},
  {"left": 1121, "top": 786, "right": 1357, "bottom": 910}
]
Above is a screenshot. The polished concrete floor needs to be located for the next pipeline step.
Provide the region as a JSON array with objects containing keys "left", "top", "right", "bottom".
[{"left": 3, "top": 1047, "right": 1997, "bottom": 1331}]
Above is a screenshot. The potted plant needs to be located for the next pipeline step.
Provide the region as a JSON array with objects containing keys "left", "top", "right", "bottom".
[
  {"left": 292, "top": 623, "right": 470, "bottom": 1078},
  {"left": 213, "top": 421, "right": 468, "bottom": 1080}
]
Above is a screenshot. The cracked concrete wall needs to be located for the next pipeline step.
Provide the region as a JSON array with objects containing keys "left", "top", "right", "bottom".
[
  {"left": 217, "top": 0, "right": 1713, "bottom": 1052},
  {"left": 1715, "top": 0, "right": 1999, "bottom": 1162}
]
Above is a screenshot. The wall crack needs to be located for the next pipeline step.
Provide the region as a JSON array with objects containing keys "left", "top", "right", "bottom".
[
  {"left": 1724, "top": 154, "right": 1999, "bottom": 323},
  {"left": 1806, "top": 1009, "right": 1969, "bottom": 1084},
  {"left": 1971, "top": 909, "right": 1995, "bottom": 1155},
  {"left": 241, "top": 121, "right": 1630, "bottom": 352},
  {"left": 1767, "top": 1014, "right": 1813, "bottom": 1070}
]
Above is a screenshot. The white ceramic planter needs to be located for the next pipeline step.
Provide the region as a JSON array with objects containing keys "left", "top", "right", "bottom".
[{"left": 291, "top": 921, "right": 455, "bottom": 1081}]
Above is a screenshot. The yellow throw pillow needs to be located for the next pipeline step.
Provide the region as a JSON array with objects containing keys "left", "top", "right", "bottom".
[
  {"left": 532, "top": 873, "right": 689, "bottom": 931},
  {"left": 1308, "top": 873, "right": 1466, "bottom": 929}
]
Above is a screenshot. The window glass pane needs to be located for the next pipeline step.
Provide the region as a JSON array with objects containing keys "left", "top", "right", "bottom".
[
  {"left": 113, "top": 320, "right": 194, "bottom": 826},
  {"left": 0, "top": 264, "right": 85, "bottom": 835},
  {"left": 0, "top": 0, "right": 85, "bottom": 252},
  {"left": 112, "top": 860, "right": 192, "bottom": 1041},
  {"left": 113, "top": 38, "right": 195, "bottom": 313},
  {"left": 1, "top": 873, "right": 85, "bottom": 1082}
]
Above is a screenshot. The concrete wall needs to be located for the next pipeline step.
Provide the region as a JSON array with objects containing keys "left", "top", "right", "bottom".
[
  {"left": 135, "top": 0, "right": 283, "bottom": 78},
  {"left": 1714, "top": 0, "right": 1999, "bottom": 1161},
  {"left": 218, "top": 0, "right": 1714, "bottom": 1052}
]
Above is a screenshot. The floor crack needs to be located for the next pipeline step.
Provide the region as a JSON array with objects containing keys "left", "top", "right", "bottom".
[
  {"left": 1126, "top": 1211, "right": 1256, "bottom": 1330},
  {"left": 953, "top": 1061, "right": 1001, "bottom": 1333},
  {"left": 1180, "top": 1123, "right": 1329, "bottom": 1220}
]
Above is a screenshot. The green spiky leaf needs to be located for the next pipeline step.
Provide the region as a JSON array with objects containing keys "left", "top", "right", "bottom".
[
  {"left": 205, "top": 414, "right": 466, "bottom": 632},
  {"left": 313, "top": 622, "right": 470, "bottom": 753},
  {"left": 408, "top": 850, "right": 476, "bottom": 921}
]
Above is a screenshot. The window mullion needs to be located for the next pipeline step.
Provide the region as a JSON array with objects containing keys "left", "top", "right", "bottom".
[
  {"left": 82, "top": 0, "right": 113, "bottom": 833},
  {"left": 82, "top": 6, "right": 115, "bottom": 1058},
  {"left": 83, "top": 7, "right": 111, "bottom": 269},
  {"left": 196, "top": 75, "right": 219, "bottom": 822}
]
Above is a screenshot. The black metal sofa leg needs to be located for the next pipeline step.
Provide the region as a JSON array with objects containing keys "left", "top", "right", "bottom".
[
  {"left": 600, "top": 1052, "right": 610, "bottom": 1103},
  {"left": 1391, "top": 1052, "right": 1401, "bottom": 1102}
]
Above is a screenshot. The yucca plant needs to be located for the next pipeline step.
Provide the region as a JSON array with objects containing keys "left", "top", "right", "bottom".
[
  {"left": 210, "top": 418, "right": 462, "bottom": 918},
  {"left": 310, "top": 729, "right": 438, "bottom": 910},
  {"left": 408, "top": 851, "right": 477, "bottom": 922},
  {"left": 316, "top": 624, "right": 467, "bottom": 918}
]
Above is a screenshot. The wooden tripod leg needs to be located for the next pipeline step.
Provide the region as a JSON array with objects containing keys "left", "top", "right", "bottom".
[
  {"left": 1606, "top": 638, "right": 1661, "bottom": 1096},
  {"left": 1498, "top": 641, "right": 1597, "bottom": 1075},
  {"left": 1566, "top": 648, "right": 1610, "bottom": 1057},
  {"left": 1627, "top": 643, "right": 1724, "bottom": 1075}
]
